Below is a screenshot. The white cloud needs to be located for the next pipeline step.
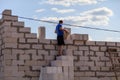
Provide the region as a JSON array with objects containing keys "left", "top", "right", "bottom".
[
  {"left": 41, "top": 7, "right": 113, "bottom": 27},
  {"left": 35, "top": 9, "right": 45, "bottom": 13},
  {"left": 104, "top": 37, "right": 120, "bottom": 42},
  {"left": 80, "top": 7, "right": 113, "bottom": 16},
  {"left": 51, "top": 8, "right": 75, "bottom": 14},
  {"left": 44, "top": 0, "right": 105, "bottom": 7}
]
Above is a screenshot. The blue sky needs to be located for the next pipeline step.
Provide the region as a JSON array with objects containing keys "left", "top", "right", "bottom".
[{"left": 0, "top": 0, "right": 120, "bottom": 42}]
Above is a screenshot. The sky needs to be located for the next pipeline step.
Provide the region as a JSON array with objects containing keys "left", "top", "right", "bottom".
[{"left": 0, "top": 0, "right": 120, "bottom": 42}]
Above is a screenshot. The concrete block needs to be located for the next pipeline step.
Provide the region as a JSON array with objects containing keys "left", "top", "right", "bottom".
[
  {"left": 56, "top": 56, "right": 73, "bottom": 61},
  {"left": 51, "top": 60, "right": 73, "bottom": 67},
  {"left": 20, "top": 55, "right": 30, "bottom": 60},
  {"left": 25, "top": 60, "right": 38, "bottom": 66},
  {"left": 38, "top": 27, "right": 45, "bottom": 39},
  {"left": 85, "top": 41, "right": 96, "bottom": 45},
  {"left": 39, "top": 39, "right": 50, "bottom": 44},
  {"left": 42, "top": 67, "right": 62, "bottom": 73},
  {"left": 106, "top": 42, "right": 116, "bottom": 46},
  {"left": 44, "top": 55, "right": 55, "bottom": 60},
  {"left": 19, "top": 27, "right": 31, "bottom": 33},
  {"left": 64, "top": 40, "right": 73, "bottom": 44},
  {"left": 25, "top": 50, "right": 37, "bottom": 54},
  {"left": 12, "top": 21, "right": 24, "bottom": 27},
  {"left": 25, "top": 33, "right": 37, "bottom": 38},
  {"left": 32, "top": 44, "right": 43, "bottom": 49},
  {"left": 96, "top": 72, "right": 115, "bottom": 77},
  {"left": 100, "top": 46, "right": 107, "bottom": 51},
  {"left": 44, "top": 45, "right": 55, "bottom": 50},
  {"left": 38, "top": 50, "right": 49, "bottom": 56},
  {"left": 49, "top": 50, "right": 58, "bottom": 56},
  {"left": 74, "top": 40, "right": 84, "bottom": 45},
  {"left": 27, "top": 39, "right": 38, "bottom": 43},
  {"left": 32, "top": 55, "right": 43, "bottom": 60},
  {"left": 12, "top": 60, "right": 24, "bottom": 65},
  {"left": 96, "top": 41, "right": 106, "bottom": 45},
  {"left": 18, "top": 38, "right": 26, "bottom": 43},
  {"left": 83, "top": 34, "right": 89, "bottom": 41},
  {"left": 67, "top": 45, "right": 78, "bottom": 50},
  {"left": 74, "top": 50, "right": 83, "bottom": 56},
  {"left": 2, "top": 15, "right": 18, "bottom": 21},
  {"left": 4, "top": 43, "right": 17, "bottom": 48},
  {"left": 18, "top": 44, "right": 30, "bottom": 49},
  {"left": 95, "top": 52, "right": 105, "bottom": 57},
  {"left": 71, "top": 34, "right": 83, "bottom": 40},
  {"left": 2, "top": 9, "right": 11, "bottom": 15},
  {"left": 63, "top": 49, "right": 73, "bottom": 55},
  {"left": 11, "top": 33, "right": 24, "bottom": 38},
  {"left": 90, "top": 46, "right": 99, "bottom": 51},
  {"left": 3, "top": 27, "right": 17, "bottom": 32},
  {"left": 79, "top": 56, "right": 89, "bottom": 61},
  {"left": 12, "top": 49, "right": 24, "bottom": 55},
  {"left": 2, "top": 21, "right": 11, "bottom": 26},
  {"left": 3, "top": 38, "right": 17, "bottom": 43},
  {"left": 79, "top": 46, "right": 89, "bottom": 50}
]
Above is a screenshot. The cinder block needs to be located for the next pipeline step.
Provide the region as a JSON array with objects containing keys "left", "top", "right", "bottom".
[
  {"left": 79, "top": 46, "right": 89, "bottom": 50},
  {"left": 18, "top": 44, "right": 30, "bottom": 49},
  {"left": 2, "top": 15, "right": 18, "bottom": 21},
  {"left": 74, "top": 40, "right": 84, "bottom": 45},
  {"left": 27, "top": 39, "right": 38, "bottom": 43},
  {"left": 4, "top": 43, "right": 17, "bottom": 48},
  {"left": 32, "top": 44, "right": 43, "bottom": 49},
  {"left": 12, "top": 21, "right": 24, "bottom": 27},
  {"left": 25, "top": 50, "right": 37, "bottom": 54},
  {"left": 96, "top": 41, "right": 106, "bottom": 46},
  {"left": 83, "top": 34, "right": 89, "bottom": 41},
  {"left": 67, "top": 45, "right": 78, "bottom": 50},
  {"left": 32, "top": 55, "right": 43, "bottom": 60},
  {"left": 85, "top": 41, "right": 96, "bottom": 45},
  {"left": 11, "top": 33, "right": 24, "bottom": 38},
  {"left": 44, "top": 55, "right": 55, "bottom": 60},
  {"left": 2, "top": 9, "right": 11, "bottom": 15},
  {"left": 39, "top": 39, "right": 50, "bottom": 44},
  {"left": 63, "top": 49, "right": 73, "bottom": 55},
  {"left": 44, "top": 45, "right": 55, "bottom": 50},
  {"left": 19, "top": 55, "right": 30, "bottom": 60},
  {"left": 74, "top": 50, "right": 83, "bottom": 56},
  {"left": 3, "top": 38, "right": 17, "bottom": 43},
  {"left": 38, "top": 50, "right": 49, "bottom": 56},
  {"left": 90, "top": 46, "right": 99, "bottom": 51},
  {"left": 18, "top": 38, "right": 26, "bottom": 43},
  {"left": 25, "top": 33, "right": 37, "bottom": 38},
  {"left": 71, "top": 34, "right": 83, "bottom": 40},
  {"left": 56, "top": 56, "right": 73, "bottom": 61},
  {"left": 12, "top": 49, "right": 24, "bottom": 55},
  {"left": 95, "top": 52, "right": 105, "bottom": 57},
  {"left": 42, "top": 67, "right": 62, "bottom": 73},
  {"left": 106, "top": 42, "right": 116, "bottom": 46},
  {"left": 12, "top": 60, "right": 24, "bottom": 66},
  {"left": 19, "top": 27, "right": 31, "bottom": 33},
  {"left": 2, "top": 21, "right": 11, "bottom": 26},
  {"left": 51, "top": 60, "right": 73, "bottom": 67},
  {"left": 25, "top": 60, "right": 38, "bottom": 66},
  {"left": 3, "top": 27, "right": 17, "bottom": 32},
  {"left": 64, "top": 40, "right": 73, "bottom": 45},
  {"left": 38, "top": 27, "right": 45, "bottom": 39}
]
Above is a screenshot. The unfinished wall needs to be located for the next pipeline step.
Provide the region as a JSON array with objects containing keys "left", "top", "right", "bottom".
[{"left": 0, "top": 10, "right": 120, "bottom": 80}]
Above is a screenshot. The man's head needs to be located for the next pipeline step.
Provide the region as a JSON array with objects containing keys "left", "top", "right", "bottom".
[{"left": 59, "top": 20, "right": 63, "bottom": 24}]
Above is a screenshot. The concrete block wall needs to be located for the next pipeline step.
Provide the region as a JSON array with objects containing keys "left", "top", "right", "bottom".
[{"left": 0, "top": 9, "right": 120, "bottom": 80}]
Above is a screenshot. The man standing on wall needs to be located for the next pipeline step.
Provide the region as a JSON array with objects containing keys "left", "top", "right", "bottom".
[{"left": 55, "top": 20, "right": 68, "bottom": 56}]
